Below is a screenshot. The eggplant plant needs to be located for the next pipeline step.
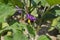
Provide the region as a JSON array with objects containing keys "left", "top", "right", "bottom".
[{"left": 0, "top": 0, "right": 60, "bottom": 40}]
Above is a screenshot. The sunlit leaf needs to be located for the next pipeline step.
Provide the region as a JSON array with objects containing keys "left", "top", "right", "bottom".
[
  {"left": 31, "top": 8, "right": 38, "bottom": 17},
  {"left": 46, "top": 0, "right": 60, "bottom": 6},
  {"left": 2, "top": 22, "right": 9, "bottom": 28},
  {"left": 51, "top": 17, "right": 60, "bottom": 26},
  {"left": 51, "top": 18, "right": 58, "bottom": 26}
]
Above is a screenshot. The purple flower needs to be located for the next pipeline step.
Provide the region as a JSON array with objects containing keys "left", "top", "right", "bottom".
[{"left": 26, "top": 14, "right": 36, "bottom": 21}]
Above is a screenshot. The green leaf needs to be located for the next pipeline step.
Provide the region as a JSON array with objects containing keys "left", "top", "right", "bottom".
[
  {"left": 31, "top": 8, "right": 38, "bottom": 17},
  {"left": 10, "top": 22, "right": 27, "bottom": 31},
  {"left": 3, "top": 22, "right": 28, "bottom": 40},
  {"left": 13, "top": 30, "right": 28, "bottom": 40},
  {"left": 10, "top": 22, "right": 26, "bottom": 32},
  {"left": 0, "top": 0, "right": 9, "bottom": 4},
  {"left": 31, "top": 0, "right": 41, "bottom": 7},
  {"left": 40, "top": 0, "right": 48, "bottom": 6},
  {"left": 56, "top": 18, "right": 60, "bottom": 32},
  {"left": 55, "top": 8, "right": 60, "bottom": 16},
  {"left": 37, "top": 35, "right": 51, "bottom": 40},
  {"left": 48, "top": 27, "right": 55, "bottom": 31},
  {"left": 4, "top": 35, "right": 13, "bottom": 40},
  {"left": 19, "top": 23, "right": 27, "bottom": 30},
  {"left": 47, "top": 6, "right": 60, "bottom": 27},
  {"left": 10, "top": 0, "right": 23, "bottom": 8},
  {"left": 51, "top": 17, "right": 60, "bottom": 26},
  {"left": 2, "top": 22, "right": 9, "bottom": 28},
  {"left": 0, "top": 26, "right": 12, "bottom": 35},
  {"left": 46, "top": 0, "right": 60, "bottom": 6},
  {"left": 27, "top": 24, "right": 35, "bottom": 36},
  {"left": 31, "top": 0, "right": 48, "bottom": 6},
  {"left": 9, "top": 22, "right": 28, "bottom": 40},
  {"left": 33, "top": 0, "right": 40, "bottom": 4},
  {"left": 0, "top": 3, "right": 16, "bottom": 23},
  {"left": 0, "top": 0, "right": 23, "bottom": 8},
  {"left": 10, "top": 22, "right": 20, "bottom": 30},
  {"left": 51, "top": 18, "right": 58, "bottom": 26},
  {"left": 50, "top": 6, "right": 60, "bottom": 16}
]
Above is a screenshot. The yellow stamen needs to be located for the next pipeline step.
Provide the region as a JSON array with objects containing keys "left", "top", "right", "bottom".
[{"left": 28, "top": 19, "right": 30, "bottom": 23}]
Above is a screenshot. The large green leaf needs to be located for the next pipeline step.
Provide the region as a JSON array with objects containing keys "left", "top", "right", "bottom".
[
  {"left": 49, "top": 6, "right": 60, "bottom": 27},
  {"left": 4, "top": 29, "right": 28, "bottom": 40},
  {"left": 10, "top": 22, "right": 35, "bottom": 37},
  {"left": 4, "top": 22, "right": 28, "bottom": 40},
  {"left": 13, "top": 30, "right": 28, "bottom": 40},
  {"left": 46, "top": 0, "right": 60, "bottom": 6},
  {"left": 0, "top": 3, "right": 16, "bottom": 23},
  {"left": 10, "top": 22, "right": 28, "bottom": 40},
  {"left": 50, "top": 16, "right": 60, "bottom": 31}
]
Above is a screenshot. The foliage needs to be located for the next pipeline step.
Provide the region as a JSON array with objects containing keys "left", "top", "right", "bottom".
[
  {"left": 0, "top": 0, "right": 60, "bottom": 40},
  {"left": 0, "top": 3, "right": 16, "bottom": 23},
  {"left": 37, "top": 35, "right": 51, "bottom": 40}
]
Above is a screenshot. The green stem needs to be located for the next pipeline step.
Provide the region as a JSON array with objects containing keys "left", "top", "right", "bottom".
[{"left": 30, "top": 0, "right": 31, "bottom": 7}]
